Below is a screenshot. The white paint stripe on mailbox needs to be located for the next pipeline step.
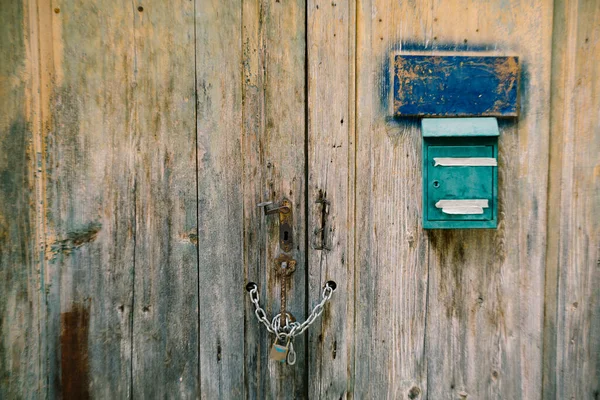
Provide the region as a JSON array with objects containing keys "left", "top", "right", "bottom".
[
  {"left": 436, "top": 199, "right": 489, "bottom": 208},
  {"left": 440, "top": 206, "right": 485, "bottom": 215},
  {"left": 433, "top": 157, "right": 497, "bottom": 166}
]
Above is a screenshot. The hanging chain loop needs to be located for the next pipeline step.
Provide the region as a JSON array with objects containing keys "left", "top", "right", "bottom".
[{"left": 246, "top": 281, "right": 336, "bottom": 363}]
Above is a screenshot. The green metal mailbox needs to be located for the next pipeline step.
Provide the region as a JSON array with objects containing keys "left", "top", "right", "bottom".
[
  {"left": 422, "top": 118, "right": 499, "bottom": 229},
  {"left": 393, "top": 54, "right": 519, "bottom": 230}
]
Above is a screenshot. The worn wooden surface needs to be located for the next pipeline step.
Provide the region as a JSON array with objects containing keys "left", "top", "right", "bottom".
[
  {"left": 306, "top": 0, "right": 355, "bottom": 398},
  {"left": 0, "top": 0, "right": 598, "bottom": 398},
  {"left": 425, "top": 1, "right": 553, "bottom": 399},
  {"left": 242, "top": 0, "right": 307, "bottom": 398},
  {"left": 43, "top": 0, "right": 136, "bottom": 398},
  {"left": 132, "top": 1, "right": 199, "bottom": 396},
  {"left": 0, "top": 0, "right": 42, "bottom": 397},
  {"left": 355, "top": 0, "right": 553, "bottom": 399},
  {"left": 544, "top": 0, "right": 600, "bottom": 398},
  {"left": 355, "top": 1, "right": 431, "bottom": 397},
  {"left": 197, "top": 0, "right": 244, "bottom": 398},
  {"left": 394, "top": 55, "right": 519, "bottom": 117}
]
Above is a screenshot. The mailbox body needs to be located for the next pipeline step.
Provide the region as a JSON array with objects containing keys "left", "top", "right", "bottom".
[{"left": 422, "top": 118, "right": 499, "bottom": 229}]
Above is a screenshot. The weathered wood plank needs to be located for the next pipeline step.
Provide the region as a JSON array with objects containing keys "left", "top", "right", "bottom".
[
  {"left": 196, "top": 1, "right": 244, "bottom": 398},
  {"left": 354, "top": 0, "right": 432, "bottom": 398},
  {"left": 44, "top": 0, "right": 136, "bottom": 397},
  {"left": 0, "top": 0, "right": 43, "bottom": 397},
  {"left": 131, "top": 1, "right": 198, "bottom": 397},
  {"left": 242, "top": 0, "right": 307, "bottom": 397},
  {"left": 425, "top": 0, "right": 553, "bottom": 398},
  {"left": 394, "top": 55, "right": 519, "bottom": 117},
  {"left": 544, "top": 0, "right": 600, "bottom": 398},
  {"left": 241, "top": 0, "right": 266, "bottom": 396},
  {"left": 306, "top": 0, "right": 355, "bottom": 398}
]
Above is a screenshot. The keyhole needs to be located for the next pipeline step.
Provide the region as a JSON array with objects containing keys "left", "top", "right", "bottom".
[
  {"left": 283, "top": 231, "right": 289, "bottom": 241},
  {"left": 432, "top": 180, "right": 440, "bottom": 188}
]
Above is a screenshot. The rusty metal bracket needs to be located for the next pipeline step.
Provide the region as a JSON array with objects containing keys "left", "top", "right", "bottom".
[
  {"left": 275, "top": 254, "right": 296, "bottom": 326},
  {"left": 314, "top": 197, "right": 330, "bottom": 251}
]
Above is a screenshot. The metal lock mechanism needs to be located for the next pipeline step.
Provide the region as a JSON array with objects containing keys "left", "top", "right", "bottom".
[
  {"left": 249, "top": 198, "right": 337, "bottom": 366},
  {"left": 258, "top": 199, "right": 293, "bottom": 252}
]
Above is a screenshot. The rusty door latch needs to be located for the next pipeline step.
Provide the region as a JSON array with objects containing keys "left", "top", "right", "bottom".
[
  {"left": 258, "top": 199, "right": 293, "bottom": 253},
  {"left": 314, "top": 197, "right": 331, "bottom": 251}
]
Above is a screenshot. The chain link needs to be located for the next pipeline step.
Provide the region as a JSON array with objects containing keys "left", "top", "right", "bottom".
[{"left": 246, "top": 282, "right": 336, "bottom": 346}]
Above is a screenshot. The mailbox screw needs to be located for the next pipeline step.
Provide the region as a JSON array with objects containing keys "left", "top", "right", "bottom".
[{"left": 433, "top": 180, "right": 440, "bottom": 188}]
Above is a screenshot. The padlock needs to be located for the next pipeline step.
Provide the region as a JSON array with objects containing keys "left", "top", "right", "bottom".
[{"left": 269, "top": 338, "right": 289, "bottom": 363}]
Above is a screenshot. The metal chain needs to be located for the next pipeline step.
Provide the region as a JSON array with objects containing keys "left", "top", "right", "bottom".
[{"left": 246, "top": 281, "right": 336, "bottom": 363}]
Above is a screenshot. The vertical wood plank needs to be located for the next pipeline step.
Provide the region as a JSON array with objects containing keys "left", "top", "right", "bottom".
[
  {"left": 196, "top": 1, "right": 245, "bottom": 398},
  {"left": 425, "top": 1, "right": 553, "bottom": 399},
  {"left": 242, "top": 0, "right": 307, "bottom": 398},
  {"left": 0, "top": 0, "right": 43, "bottom": 397},
  {"left": 241, "top": 0, "right": 266, "bottom": 396},
  {"left": 131, "top": 0, "right": 198, "bottom": 397},
  {"left": 241, "top": 0, "right": 269, "bottom": 396},
  {"left": 545, "top": 0, "right": 600, "bottom": 398},
  {"left": 44, "top": 0, "right": 136, "bottom": 397},
  {"left": 306, "top": 0, "right": 355, "bottom": 398},
  {"left": 354, "top": 0, "right": 432, "bottom": 398}
]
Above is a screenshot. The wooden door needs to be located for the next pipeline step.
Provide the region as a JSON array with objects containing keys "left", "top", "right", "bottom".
[{"left": 1, "top": 0, "right": 598, "bottom": 399}]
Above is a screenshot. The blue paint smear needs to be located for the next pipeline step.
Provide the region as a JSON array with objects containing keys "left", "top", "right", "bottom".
[
  {"left": 394, "top": 55, "right": 519, "bottom": 116},
  {"left": 377, "top": 40, "right": 525, "bottom": 120}
]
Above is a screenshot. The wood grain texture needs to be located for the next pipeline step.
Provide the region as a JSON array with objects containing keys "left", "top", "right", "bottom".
[
  {"left": 242, "top": 0, "right": 307, "bottom": 397},
  {"left": 544, "top": 0, "right": 600, "bottom": 398},
  {"left": 356, "top": 0, "right": 554, "bottom": 398},
  {"left": 306, "top": 0, "right": 355, "bottom": 398},
  {"left": 425, "top": 0, "right": 553, "bottom": 399},
  {"left": 131, "top": 1, "right": 198, "bottom": 397},
  {"left": 3, "top": 0, "right": 599, "bottom": 397},
  {"left": 355, "top": 0, "right": 432, "bottom": 398},
  {"left": 196, "top": 0, "right": 244, "bottom": 398},
  {"left": 0, "top": 0, "right": 43, "bottom": 397},
  {"left": 241, "top": 0, "right": 266, "bottom": 396},
  {"left": 43, "top": 0, "right": 136, "bottom": 397}
]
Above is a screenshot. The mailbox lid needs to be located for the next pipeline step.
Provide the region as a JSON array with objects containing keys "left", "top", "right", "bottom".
[{"left": 422, "top": 117, "right": 499, "bottom": 137}]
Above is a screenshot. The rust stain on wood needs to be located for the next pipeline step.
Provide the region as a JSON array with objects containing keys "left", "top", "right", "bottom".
[{"left": 60, "top": 302, "right": 91, "bottom": 400}]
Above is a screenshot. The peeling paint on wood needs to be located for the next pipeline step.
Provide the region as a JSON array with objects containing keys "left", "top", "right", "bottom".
[{"left": 394, "top": 55, "right": 519, "bottom": 117}]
